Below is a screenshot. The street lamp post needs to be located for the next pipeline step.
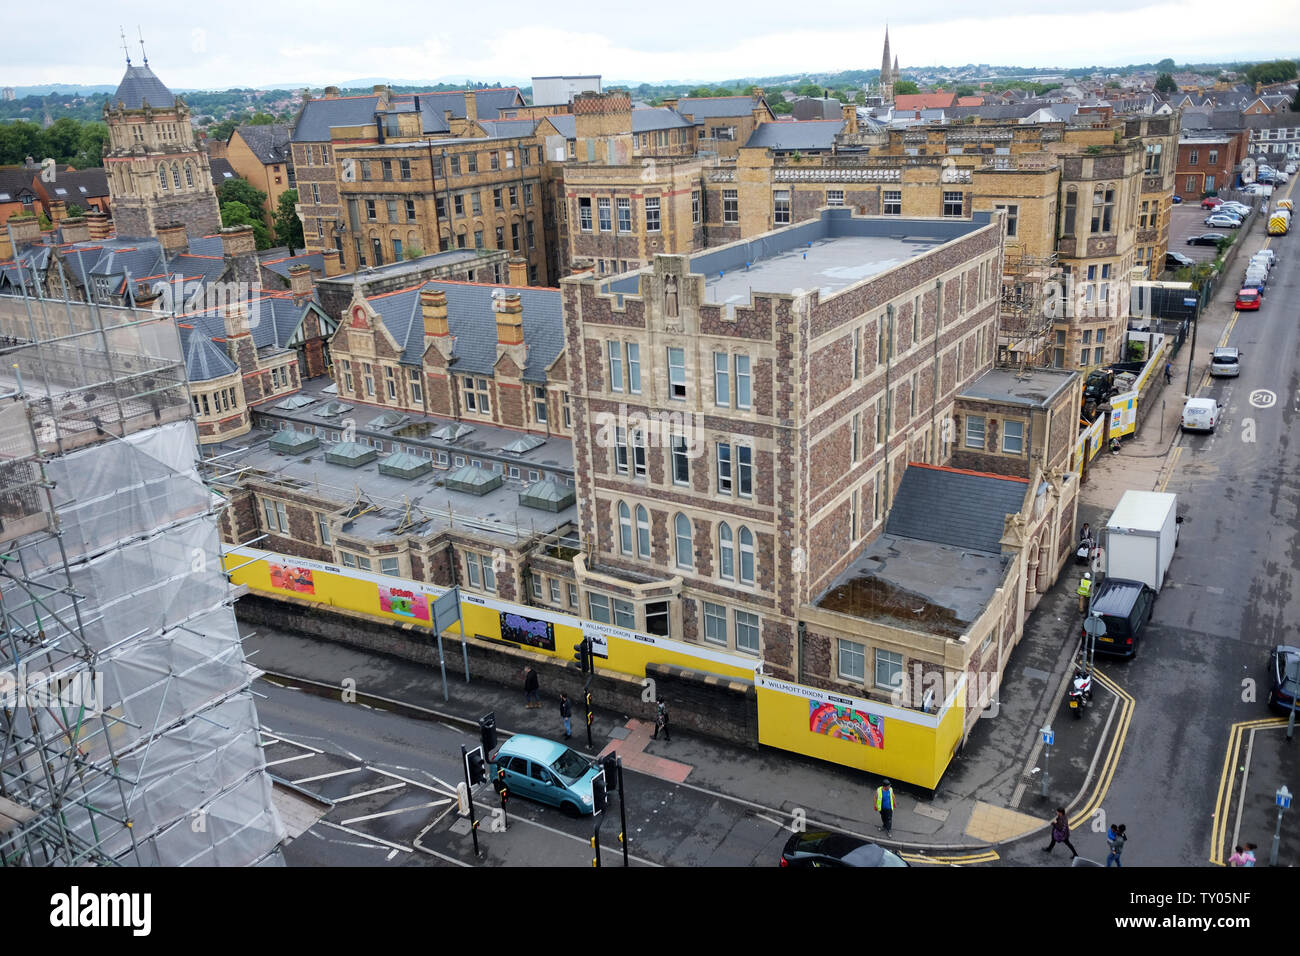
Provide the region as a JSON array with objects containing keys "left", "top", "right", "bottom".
[
  {"left": 1040, "top": 726, "right": 1054, "bottom": 797},
  {"left": 1270, "top": 785, "right": 1291, "bottom": 867}
]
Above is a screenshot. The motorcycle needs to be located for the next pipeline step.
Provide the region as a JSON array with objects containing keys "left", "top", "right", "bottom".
[
  {"left": 1067, "top": 666, "right": 1093, "bottom": 719},
  {"left": 1075, "top": 536, "right": 1095, "bottom": 566}
]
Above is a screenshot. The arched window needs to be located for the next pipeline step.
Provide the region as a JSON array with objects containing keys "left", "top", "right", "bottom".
[
  {"left": 739, "top": 527, "right": 755, "bottom": 585},
  {"left": 618, "top": 501, "right": 632, "bottom": 555},
  {"left": 172, "top": 164, "right": 181, "bottom": 189},
  {"left": 184, "top": 163, "right": 194, "bottom": 187},
  {"left": 674, "top": 513, "right": 693, "bottom": 570},
  {"left": 718, "top": 523, "right": 734, "bottom": 580},
  {"left": 636, "top": 506, "right": 650, "bottom": 559},
  {"left": 159, "top": 166, "right": 168, "bottom": 190}
]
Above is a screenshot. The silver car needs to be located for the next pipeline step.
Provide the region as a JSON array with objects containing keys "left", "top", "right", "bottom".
[{"left": 1209, "top": 347, "right": 1241, "bottom": 377}]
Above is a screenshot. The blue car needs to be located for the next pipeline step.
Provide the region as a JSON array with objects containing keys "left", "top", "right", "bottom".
[{"left": 489, "top": 734, "right": 603, "bottom": 816}]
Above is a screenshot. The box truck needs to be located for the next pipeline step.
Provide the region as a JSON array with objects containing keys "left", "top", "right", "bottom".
[{"left": 1104, "top": 490, "right": 1180, "bottom": 592}]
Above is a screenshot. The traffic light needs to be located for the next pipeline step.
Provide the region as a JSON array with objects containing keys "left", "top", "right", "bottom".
[
  {"left": 479, "top": 712, "right": 497, "bottom": 756},
  {"left": 601, "top": 753, "right": 620, "bottom": 792},
  {"left": 573, "top": 637, "right": 591, "bottom": 674},
  {"left": 591, "top": 772, "right": 609, "bottom": 813},
  {"left": 465, "top": 746, "right": 486, "bottom": 785}
]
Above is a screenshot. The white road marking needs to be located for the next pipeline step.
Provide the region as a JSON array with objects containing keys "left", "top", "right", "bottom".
[
  {"left": 415, "top": 844, "right": 472, "bottom": 867},
  {"left": 341, "top": 800, "right": 451, "bottom": 826},
  {"left": 367, "top": 766, "right": 457, "bottom": 795},
  {"left": 317, "top": 820, "right": 413, "bottom": 854},
  {"left": 293, "top": 767, "right": 366, "bottom": 785},
  {"left": 386, "top": 848, "right": 399, "bottom": 862},
  {"left": 260, "top": 729, "right": 324, "bottom": 753},
  {"left": 264, "top": 752, "right": 317, "bottom": 767},
  {"left": 754, "top": 813, "right": 787, "bottom": 828},
  {"left": 331, "top": 782, "right": 407, "bottom": 803},
  {"left": 496, "top": 812, "right": 662, "bottom": 867}
]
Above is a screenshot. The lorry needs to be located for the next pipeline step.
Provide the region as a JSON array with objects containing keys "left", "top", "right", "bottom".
[
  {"left": 1104, "top": 490, "right": 1180, "bottom": 592},
  {"left": 1268, "top": 208, "right": 1291, "bottom": 236}
]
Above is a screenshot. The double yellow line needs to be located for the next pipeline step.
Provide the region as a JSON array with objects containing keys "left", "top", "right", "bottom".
[
  {"left": 1209, "top": 716, "right": 1287, "bottom": 865},
  {"left": 1067, "top": 668, "right": 1136, "bottom": 825},
  {"left": 899, "top": 849, "right": 1000, "bottom": 866}
]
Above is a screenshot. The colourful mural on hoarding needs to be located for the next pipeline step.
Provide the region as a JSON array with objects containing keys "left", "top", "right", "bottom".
[
  {"left": 809, "top": 700, "right": 885, "bottom": 748},
  {"left": 379, "top": 585, "right": 430, "bottom": 621},
  {"left": 500, "top": 611, "right": 556, "bottom": 651},
  {"left": 268, "top": 564, "right": 315, "bottom": 595}
]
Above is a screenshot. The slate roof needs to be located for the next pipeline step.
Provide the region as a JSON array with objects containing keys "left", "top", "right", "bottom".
[
  {"left": 185, "top": 293, "right": 315, "bottom": 352},
  {"left": 293, "top": 88, "right": 526, "bottom": 143},
  {"left": 293, "top": 95, "right": 381, "bottom": 142},
  {"left": 232, "top": 124, "right": 293, "bottom": 165},
  {"left": 543, "top": 115, "right": 577, "bottom": 139},
  {"left": 111, "top": 63, "right": 175, "bottom": 110},
  {"left": 261, "top": 252, "right": 323, "bottom": 281},
  {"left": 744, "top": 120, "right": 843, "bottom": 151},
  {"left": 895, "top": 93, "right": 959, "bottom": 110},
  {"left": 364, "top": 279, "right": 564, "bottom": 383},
  {"left": 676, "top": 96, "right": 758, "bottom": 119},
  {"left": 477, "top": 119, "right": 541, "bottom": 138},
  {"left": 209, "top": 158, "right": 238, "bottom": 183},
  {"left": 0, "top": 167, "right": 38, "bottom": 201},
  {"left": 180, "top": 327, "right": 238, "bottom": 382},
  {"left": 48, "top": 168, "right": 109, "bottom": 201},
  {"left": 884, "top": 464, "right": 1028, "bottom": 555},
  {"left": 632, "top": 108, "right": 692, "bottom": 133}
]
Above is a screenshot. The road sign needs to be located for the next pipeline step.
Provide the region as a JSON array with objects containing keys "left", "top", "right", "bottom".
[
  {"left": 1183, "top": 297, "right": 1198, "bottom": 307},
  {"left": 1278, "top": 786, "right": 1292, "bottom": 810},
  {"left": 433, "top": 586, "right": 461, "bottom": 635},
  {"left": 1084, "top": 616, "right": 1107, "bottom": 638},
  {"left": 1042, "top": 727, "right": 1055, "bottom": 746}
]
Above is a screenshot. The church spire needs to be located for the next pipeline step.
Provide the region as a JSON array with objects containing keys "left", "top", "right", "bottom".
[
  {"left": 882, "top": 26, "right": 892, "bottom": 85},
  {"left": 120, "top": 26, "right": 131, "bottom": 66}
]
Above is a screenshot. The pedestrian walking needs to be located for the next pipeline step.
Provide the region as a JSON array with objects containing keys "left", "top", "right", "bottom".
[
  {"left": 523, "top": 666, "right": 540, "bottom": 709},
  {"left": 652, "top": 697, "right": 670, "bottom": 741},
  {"left": 1164, "top": 361, "right": 1173, "bottom": 385},
  {"left": 559, "top": 692, "right": 572, "bottom": 739},
  {"left": 1077, "top": 572, "right": 1092, "bottom": 613},
  {"left": 1228, "top": 844, "right": 1247, "bottom": 866},
  {"left": 1242, "top": 843, "right": 1257, "bottom": 867},
  {"left": 875, "top": 779, "right": 895, "bottom": 835},
  {"left": 1105, "top": 824, "right": 1127, "bottom": 867},
  {"left": 1042, "top": 807, "right": 1078, "bottom": 858}
]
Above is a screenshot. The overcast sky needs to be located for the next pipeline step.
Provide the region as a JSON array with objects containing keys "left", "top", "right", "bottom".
[{"left": 6, "top": 0, "right": 1298, "bottom": 90}]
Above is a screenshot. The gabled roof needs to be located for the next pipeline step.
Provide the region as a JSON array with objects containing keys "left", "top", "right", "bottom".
[
  {"left": 744, "top": 119, "right": 843, "bottom": 151},
  {"left": 363, "top": 279, "right": 564, "bottom": 382},
  {"left": 293, "top": 88, "right": 526, "bottom": 143},
  {"left": 209, "top": 158, "right": 239, "bottom": 183},
  {"left": 261, "top": 252, "right": 323, "bottom": 281},
  {"left": 231, "top": 124, "right": 293, "bottom": 165},
  {"left": 48, "top": 168, "right": 109, "bottom": 200},
  {"left": 894, "top": 93, "right": 959, "bottom": 110},
  {"left": 676, "top": 95, "right": 759, "bottom": 119},
  {"left": 631, "top": 108, "right": 692, "bottom": 133},
  {"left": 111, "top": 63, "right": 175, "bottom": 110},
  {"left": 544, "top": 115, "right": 577, "bottom": 139},
  {"left": 477, "top": 119, "right": 541, "bottom": 138},
  {"left": 885, "top": 463, "right": 1028, "bottom": 555},
  {"left": 293, "top": 94, "right": 381, "bottom": 143},
  {"left": 181, "top": 327, "right": 238, "bottom": 382}
]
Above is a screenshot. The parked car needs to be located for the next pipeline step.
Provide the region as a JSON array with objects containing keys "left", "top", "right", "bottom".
[
  {"left": 1187, "top": 233, "right": 1226, "bottom": 246},
  {"left": 1204, "top": 214, "right": 1241, "bottom": 228},
  {"left": 1219, "top": 202, "right": 1251, "bottom": 216},
  {"left": 1244, "top": 266, "right": 1268, "bottom": 286},
  {"left": 1235, "top": 288, "right": 1262, "bottom": 310},
  {"left": 1165, "top": 251, "right": 1196, "bottom": 270},
  {"left": 781, "top": 830, "right": 909, "bottom": 867},
  {"left": 1181, "top": 396, "right": 1222, "bottom": 433},
  {"left": 1084, "top": 577, "right": 1157, "bottom": 658},
  {"left": 1267, "top": 645, "right": 1300, "bottom": 713},
  {"left": 1286, "top": 162, "right": 1298, "bottom": 175},
  {"left": 1251, "top": 249, "right": 1276, "bottom": 269},
  {"left": 1209, "top": 346, "right": 1241, "bottom": 377},
  {"left": 488, "top": 734, "right": 604, "bottom": 816},
  {"left": 1201, "top": 196, "right": 1224, "bottom": 209},
  {"left": 1172, "top": 195, "right": 1183, "bottom": 204}
]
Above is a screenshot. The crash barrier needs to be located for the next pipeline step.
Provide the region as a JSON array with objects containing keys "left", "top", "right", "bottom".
[
  {"left": 225, "top": 544, "right": 966, "bottom": 789},
  {"left": 1073, "top": 334, "right": 1167, "bottom": 471}
]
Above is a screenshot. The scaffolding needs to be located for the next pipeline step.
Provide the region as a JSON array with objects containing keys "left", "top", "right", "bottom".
[
  {"left": 997, "top": 247, "right": 1062, "bottom": 368},
  {"left": 0, "top": 281, "right": 284, "bottom": 866}
]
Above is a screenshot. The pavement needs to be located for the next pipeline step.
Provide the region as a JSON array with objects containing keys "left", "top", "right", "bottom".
[{"left": 240, "top": 188, "right": 1298, "bottom": 866}]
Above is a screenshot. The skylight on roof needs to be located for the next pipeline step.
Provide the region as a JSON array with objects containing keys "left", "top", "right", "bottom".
[{"left": 55, "top": 188, "right": 67, "bottom": 195}]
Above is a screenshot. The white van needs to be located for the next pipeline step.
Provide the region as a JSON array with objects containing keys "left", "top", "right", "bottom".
[{"left": 1181, "top": 396, "right": 1222, "bottom": 433}]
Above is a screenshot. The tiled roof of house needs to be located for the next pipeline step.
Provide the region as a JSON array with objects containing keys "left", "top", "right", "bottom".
[
  {"left": 884, "top": 463, "right": 1028, "bottom": 555},
  {"left": 232, "top": 124, "right": 293, "bottom": 165},
  {"left": 209, "top": 157, "right": 239, "bottom": 183},
  {"left": 676, "top": 96, "right": 758, "bottom": 119},
  {"left": 631, "top": 108, "right": 692, "bottom": 133},
  {"left": 111, "top": 63, "right": 175, "bottom": 110},
  {"left": 894, "top": 93, "right": 959, "bottom": 110},
  {"left": 744, "top": 119, "right": 843, "bottom": 151},
  {"left": 181, "top": 327, "right": 238, "bottom": 382}
]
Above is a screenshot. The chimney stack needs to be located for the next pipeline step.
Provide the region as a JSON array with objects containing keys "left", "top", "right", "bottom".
[
  {"left": 464, "top": 91, "right": 478, "bottom": 123},
  {"left": 133, "top": 280, "right": 163, "bottom": 311},
  {"left": 49, "top": 200, "right": 67, "bottom": 224},
  {"left": 158, "top": 221, "right": 189, "bottom": 256},
  {"left": 324, "top": 86, "right": 340, "bottom": 98},
  {"left": 288, "top": 262, "right": 313, "bottom": 304},
  {"left": 842, "top": 102, "right": 859, "bottom": 135},
  {"left": 493, "top": 290, "right": 524, "bottom": 345},
  {"left": 7, "top": 215, "right": 41, "bottom": 249},
  {"left": 508, "top": 257, "right": 528, "bottom": 287},
  {"left": 421, "top": 288, "right": 450, "bottom": 337},
  {"left": 85, "top": 209, "right": 112, "bottom": 240},
  {"left": 59, "top": 217, "right": 91, "bottom": 244}
]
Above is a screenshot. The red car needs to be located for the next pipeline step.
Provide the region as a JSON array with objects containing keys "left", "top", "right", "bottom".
[
  {"left": 1202, "top": 196, "right": 1223, "bottom": 209},
  {"left": 1235, "top": 288, "right": 1261, "bottom": 310}
]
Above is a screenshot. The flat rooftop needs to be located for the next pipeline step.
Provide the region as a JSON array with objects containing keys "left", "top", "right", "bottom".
[
  {"left": 608, "top": 207, "right": 991, "bottom": 311},
  {"left": 959, "top": 366, "right": 1077, "bottom": 409},
  {"left": 212, "top": 426, "right": 575, "bottom": 545},
  {"left": 815, "top": 534, "right": 1008, "bottom": 638},
  {"left": 252, "top": 376, "right": 575, "bottom": 475}
]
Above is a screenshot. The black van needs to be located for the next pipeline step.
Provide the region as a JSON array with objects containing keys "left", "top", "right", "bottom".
[{"left": 1083, "top": 578, "right": 1156, "bottom": 658}]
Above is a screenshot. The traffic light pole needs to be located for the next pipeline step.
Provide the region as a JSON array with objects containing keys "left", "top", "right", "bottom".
[
  {"left": 614, "top": 756, "right": 628, "bottom": 867},
  {"left": 460, "top": 744, "right": 480, "bottom": 858},
  {"left": 585, "top": 676, "right": 594, "bottom": 750}
]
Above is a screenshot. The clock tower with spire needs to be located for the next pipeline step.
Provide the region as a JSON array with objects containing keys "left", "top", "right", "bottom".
[{"left": 103, "top": 31, "right": 222, "bottom": 241}]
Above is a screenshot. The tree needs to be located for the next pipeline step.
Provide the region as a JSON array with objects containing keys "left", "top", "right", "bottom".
[
  {"left": 217, "top": 178, "right": 268, "bottom": 214},
  {"left": 894, "top": 80, "right": 919, "bottom": 95},
  {"left": 1155, "top": 58, "right": 1177, "bottom": 73},
  {"left": 247, "top": 112, "right": 277, "bottom": 125},
  {"left": 218, "top": 200, "right": 271, "bottom": 249},
  {"left": 1155, "top": 74, "right": 1178, "bottom": 94},
  {"left": 1245, "top": 60, "right": 1297, "bottom": 86},
  {"left": 67, "top": 204, "right": 83, "bottom": 217},
  {"left": 72, "top": 122, "right": 108, "bottom": 169},
  {"left": 955, "top": 85, "right": 976, "bottom": 98},
  {"left": 796, "top": 82, "right": 823, "bottom": 98},
  {"left": 273, "top": 189, "right": 303, "bottom": 254},
  {"left": 43, "top": 118, "right": 83, "bottom": 164},
  {"left": 0, "top": 120, "right": 45, "bottom": 165},
  {"left": 1292, "top": 88, "right": 1300, "bottom": 112}
]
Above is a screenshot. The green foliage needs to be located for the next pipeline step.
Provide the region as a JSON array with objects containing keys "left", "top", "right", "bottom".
[
  {"left": 955, "top": 85, "right": 976, "bottom": 97},
  {"left": 219, "top": 200, "right": 272, "bottom": 249},
  {"left": 38, "top": 212, "right": 52, "bottom": 229},
  {"left": 247, "top": 112, "right": 277, "bottom": 125},
  {"left": 1155, "top": 58, "right": 1177, "bottom": 73},
  {"left": 893, "top": 80, "right": 919, "bottom": 95},
  {"left": 0, "top": 120, "right": 44, "bottom": 165},
  {"left": 207, "top": 117, "right": 240, "bottom": 143},
  {"left": 218, "top": 178, "right": 268, "bottom": 213},
  {"left": 1292, "top": 89, "right": 1300, "bottom": 112},
  {"left": 0, "top": 117, "right": 108, "bottom": 167},
  {"left": 854, "top": 91, "right": 866, "bottom": 105},
  {"left": 770, "top": 97, "right": 793, "bottom": 115},
  {"left": 403, "top": 245, "right": 423, "bottom": 261},
  {"left": 1154, "top": 73, "right": 1178, "bottom": 94},
  {"left": 1127, "top": 341, "right": 1146, "bottom": 362},
  {"left": 796, "top": 82, "right": 824, "bottom": 97},
  {"left": 67, "top": 203, "right": 83, "bottom": 217},
  {"left": 273, "top": 189, "right": 304, "bottom": 253},
  {"left": 1245, "top": 60, "right": 1297, "bottom": 86}
]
